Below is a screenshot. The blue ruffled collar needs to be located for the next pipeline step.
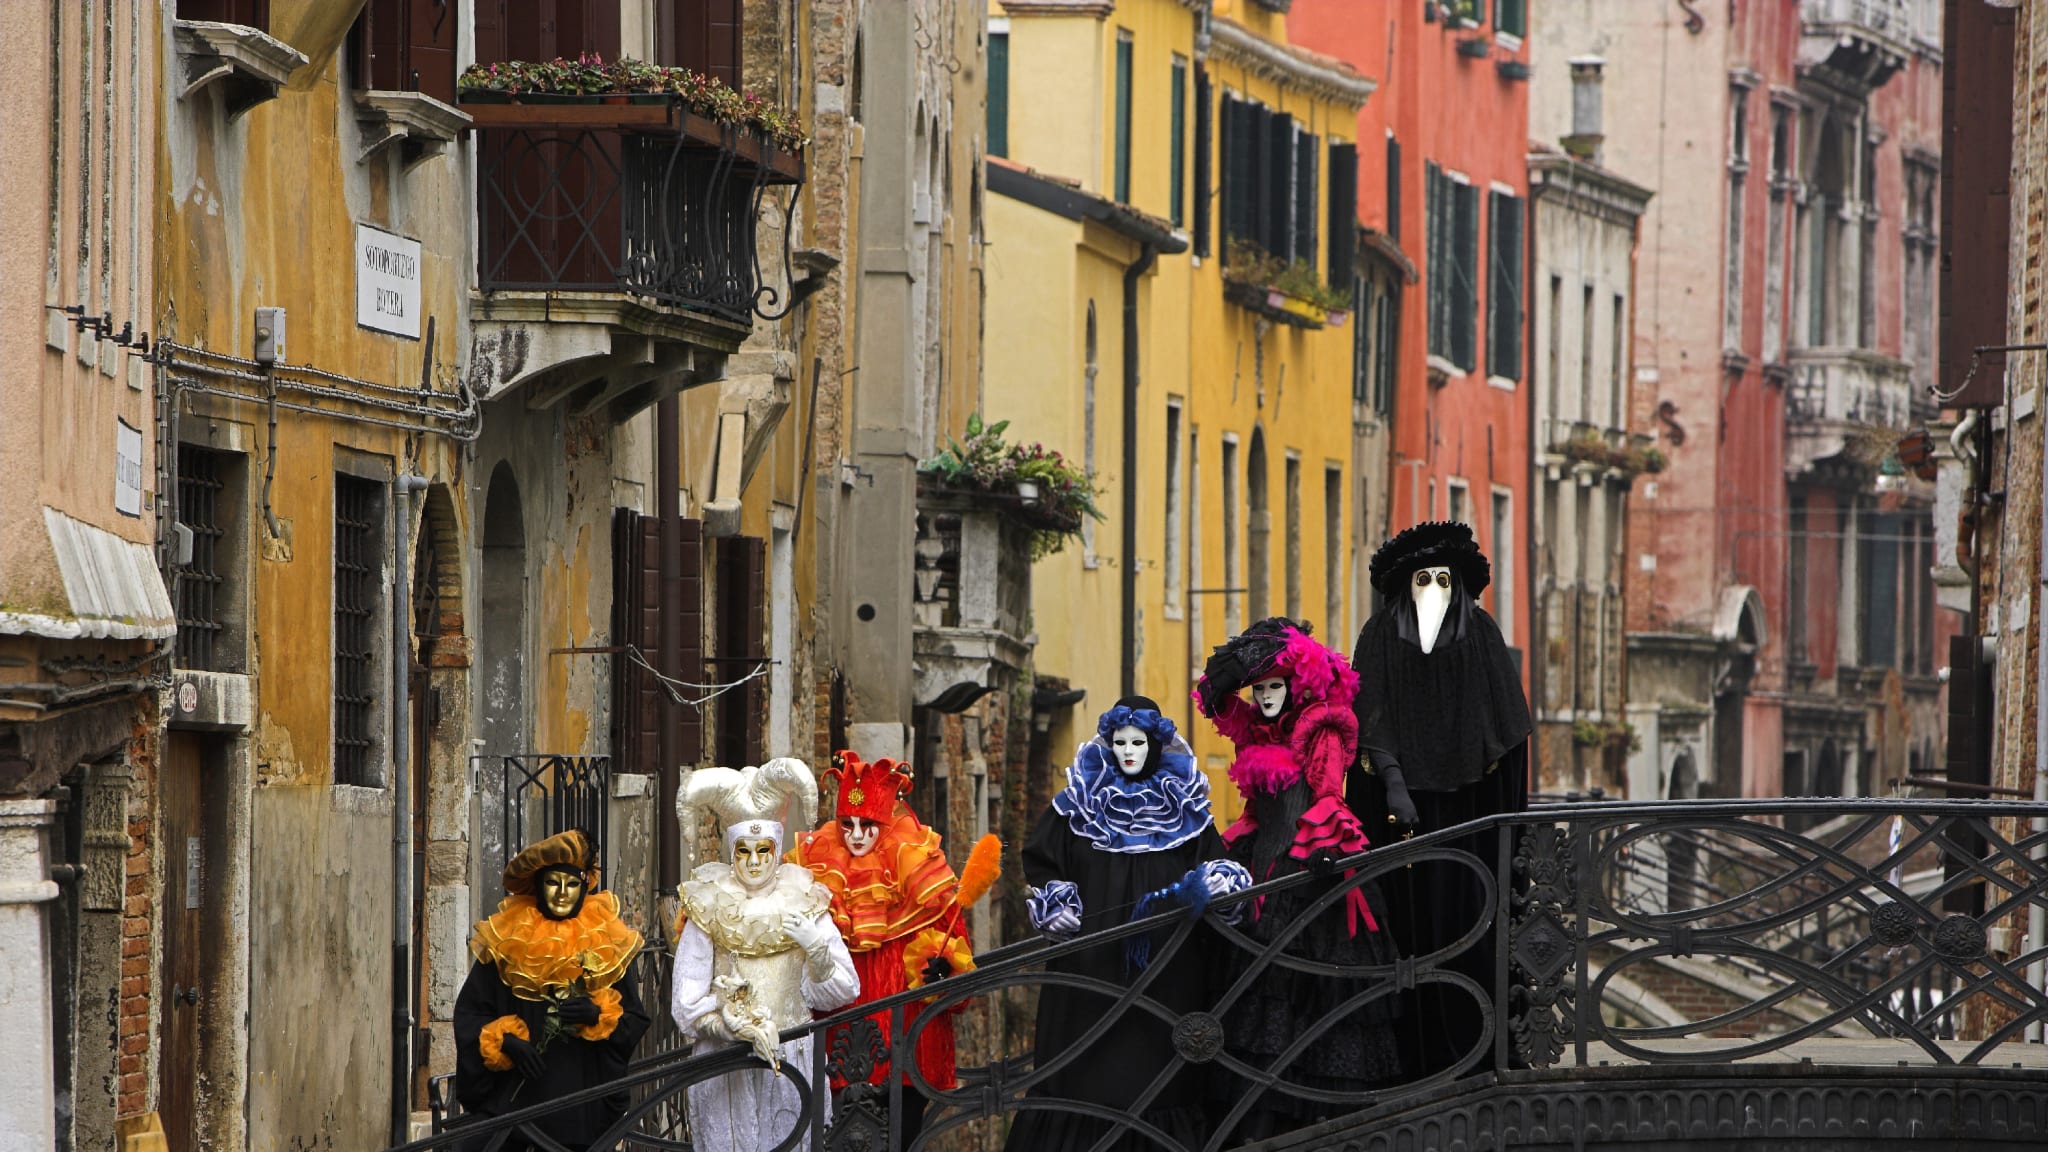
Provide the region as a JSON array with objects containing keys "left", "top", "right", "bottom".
[{"left": 1051, "top": 735, "right": 1213, "bottom": 853}]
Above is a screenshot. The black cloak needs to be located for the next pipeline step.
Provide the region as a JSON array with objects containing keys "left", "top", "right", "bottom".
[
  {"left": 1352, "top": 596, "right": 1531, "bottom": 793},
  {"left": 452, "top": 961, "right": 651, "bottom": 1149}
]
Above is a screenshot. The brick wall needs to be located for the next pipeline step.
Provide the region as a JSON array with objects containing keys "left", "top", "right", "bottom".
[{"left": 118, "top": 809, "right": 152, "bottom": 1118}]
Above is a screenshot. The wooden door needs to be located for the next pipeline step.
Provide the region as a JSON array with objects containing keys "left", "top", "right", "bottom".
[{"left": 159, "top": 733, "right": 205, "bottom": 1152}]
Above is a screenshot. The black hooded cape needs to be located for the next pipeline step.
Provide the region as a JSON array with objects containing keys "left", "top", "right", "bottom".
[{"left": 1350, "top": 600, "right": 1531, "bottom": 793}]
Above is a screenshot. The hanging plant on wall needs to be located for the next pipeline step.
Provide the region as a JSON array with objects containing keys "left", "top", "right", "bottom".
[
  {"left": 919, "top": 414, "right": 1104, "bottom": 559},
  {"left": 1221, "top": 238, "right": 1351, "bottom": 328}
]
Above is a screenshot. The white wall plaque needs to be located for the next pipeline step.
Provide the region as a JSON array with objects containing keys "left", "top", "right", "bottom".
[
  {"left": 115, "top": 419, "right": 143, "bottom": 517},
  {"left": 355, "top": 223, "right": 422, "bottom": 339}
]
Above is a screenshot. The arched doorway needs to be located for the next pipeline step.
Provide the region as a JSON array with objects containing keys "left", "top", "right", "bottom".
[
  {"left": 1247, "top": 427, "right": 1269, "bottom": 620},
  {"left": 409, "top": 483, "right": 466, "bottom": 1108}
]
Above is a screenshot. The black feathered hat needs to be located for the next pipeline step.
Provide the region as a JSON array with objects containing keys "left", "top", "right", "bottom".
[{"left": 1369, "top": 521, "right": 1492, "bottom": 597}]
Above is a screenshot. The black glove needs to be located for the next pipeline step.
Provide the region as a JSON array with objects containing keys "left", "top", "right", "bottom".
[
  {"left": 501, "top": 1034, "right": 547, "bottom": 1082},
  {"left": 555, "top": 997, "right": 601, "bottom": 1029},
  {"left": 1380, "top": 763, "right": 1420, "bottom": 829},
  {"left": 922, "top": 955, "right": 954, "bottom": 986}
]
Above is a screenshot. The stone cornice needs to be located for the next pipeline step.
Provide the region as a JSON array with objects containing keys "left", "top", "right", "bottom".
[
  {"left": 998, "top": 0, "right": 1116, "bottom": 16},
  {"left": 1208, "top": 18, "right": 1376, "bottom": 109},
  {"left": 1529, "top": 151, "right": 1653, "bottom": 226}
]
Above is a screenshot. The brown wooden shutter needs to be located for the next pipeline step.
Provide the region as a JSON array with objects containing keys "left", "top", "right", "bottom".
[
  {"left": 179, "top": 0, "right": 269, "bottom": 28},
  {"left": 678, "top": 517, "right": 707, "bottom": 765},
  {"left": 473, "top": 0, "right": 505, "bottom": 66},
  {"left": 406, "top": 0, "right": 458, "bottom": 103},
  {"left": 1939, "top": 0, "right": 2014, "bottom": 408},
  {"left": 714, "top": 535, "right": 765, "bottom": 768},
  {"left": 654, "top": 0, "right": 743, "bottom": 87}
]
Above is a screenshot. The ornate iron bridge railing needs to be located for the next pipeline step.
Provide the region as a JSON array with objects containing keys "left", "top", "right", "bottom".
[
  {"left": 474, "top": 110, "right": 803, "bottom": 325},
  {"left": 392, "top": 798, "right": 2048, "bottom": 1152}
]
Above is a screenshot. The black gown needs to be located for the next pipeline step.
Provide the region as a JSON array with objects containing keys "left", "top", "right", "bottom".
[
  {"left": 1221, "top": 779, "right": 1403, "bottom": 1142},
  {"left": 1348, "top": 606, "right": 1531, "bottom": 1079},
  {"left": 1003, "top": 808, "right": 1232, "bottom": 1152},
  {"left": 452, "top": 961, "right": 653, "bottom": 1150}
]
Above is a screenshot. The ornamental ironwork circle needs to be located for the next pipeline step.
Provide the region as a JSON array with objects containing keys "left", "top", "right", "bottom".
[
  {"left": 1931, "top": 913, "right": 1987, "bottom": 961},
  {"left": 1868, "top": 901, "right": 1917, "bottom": 948},
  {"left": 1172, "top": 1012, "right": 1225, "bottom": 1063}
]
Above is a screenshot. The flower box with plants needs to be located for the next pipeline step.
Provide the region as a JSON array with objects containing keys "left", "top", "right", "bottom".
[
  {"left": 458, "top": 54, "right": 806, "bottom": 151},
  {"left": 1561, "top": 430, "right": 1666, "bottom": 479},
  {"left": 918, "top": 414, "right": 1104, "bottom": 559},
  {"left": 1221, "top": 239, "right": 1350, "bottom": 329}
]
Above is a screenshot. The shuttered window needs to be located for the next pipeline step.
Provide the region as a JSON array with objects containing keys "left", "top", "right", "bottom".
[
  {"left": 1193, "top": 66, "right": 1212, "bottom": 256},
  {"left": 350, "top": 0, "right": 458, "bottom": 102},
  {"left": 989, "top": 32, "right": 1010, "bottom": 158},
  {"left": 1426, "top": 162, "right": 1449, "bottom": 360},
  {"left": 1488, "top": 188, "right": 1523, "bottom": 381},
  {"left": 654, "top": 0, "right": 743, "bottom": 86},
  {"left": 1386, "top": 135, "right": 1402, "bottom": 244},
  {"left": 178, "top": 0, "right": 268, "bottom": 27},
  {"left": 714, "top": 536, "right": 766, "bottom": 769},
  {"left": 1451, "top": 177, "right": 1480, "bottom": 371},
  {"left": 1293, "top": 130, "right": 1319, "bottom": 267},
  {"left": 474, "top": 0, "right": 622, "bottom": 70},
  {"left": 1328, "top": 142, "right": 1358, "bottom": 285},
  {"left": 1114, "top": 32, "right": 1134, "bottom": 204},
  {"left": 1170, "top": 57, "right": 1187, "bottom": 227},
  {"left": 334, "top": 475, "right": 384, "bottom": 787}
]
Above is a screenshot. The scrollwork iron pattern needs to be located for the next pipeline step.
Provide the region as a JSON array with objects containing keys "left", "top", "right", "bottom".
[
  {"left": 476, "top": 123, "right": 801, "bottom": 326},
  {"left": 385, "top": 799, "right": 2048, "bottom": 1152}
]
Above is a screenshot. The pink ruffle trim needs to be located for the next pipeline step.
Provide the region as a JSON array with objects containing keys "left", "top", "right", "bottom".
[
  {"left": 1227, "top": 742, "right": 1302, "bottom": 798},
  {"left": 1285, "top": 796, "right": 1379, "bottom": 936},
  {"left": 1221, "top": 811, "right": 1259, "bottom": 848}
]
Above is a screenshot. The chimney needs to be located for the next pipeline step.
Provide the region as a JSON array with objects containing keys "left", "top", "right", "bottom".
[{"left": 1563, "top": 56, "right": 1605, "bottom": 163}]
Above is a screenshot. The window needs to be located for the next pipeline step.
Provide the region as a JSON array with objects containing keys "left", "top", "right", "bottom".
[
  {"left": 1610, "top": 293, "right": 1627, "bottom": 428},
  {"left": 179, "top": 0, "right": 269, "bottom": 27},
  {"left": 1165, "top": 400, "right": 1185, "bottom": 615},
  {"left": 1325, "top": 467, "right": 1345, "bottom": 639},
  {"left": 1903, "top": 154, "right": 1939, "bottom": 395},
  {"left": 1353, "top": 275, "right": 1397, "bottom": 417},
  {"left": 1293, "top": 130, "right": 1319, "bottom": 267},
  {"left": 176, "top": 445, "right": 245, "bottom": 673},
  {"left": 1221, "top": 96, "right": 1315, "bottom": 266},
  {"left": 1426, "top": 164, "right": 1479, "bottom": 372},
  {"left": 988, "top": 30, "right": 1010, "bottom": 158},
  {"left": 1491, "top": 488, "right": 1515, "bottom": 643},
  {"left": 1487, "top": 189, "right": 1523, "bottom": 382},
  {"left": 1328, "top": 141, "right": 1358, "bottom": 284},
  {"left": 1860, "top": 137, "right": 1880, "bottom": 349},
  {"left": 715, "top": 536, "right": 767, "bottom": 768},
  {"left": 1724, "top": 85, "right": 1750, "bottom": 353},
  {"left": 1580, "top": 284, "right": 1596, "bottom": 422},
  {"left": 1386, "top": 134, "right": 1402, "bottom": 244},
  {"left": 334, "top": 473, "right": 386, "bottom": 787},
  {"left": 1247, "top": 430, "right": 1270, "bottom": 622},
  {"left": 1222, "top": 435, "right": 1241, "bottom": 636},
  {"left": 1189, "top": 429, "right": 1205, "bottom": 660},
  {"left": 350, "top": 0, "right": 458, "bottom": 102},
  {"left": 477, "top": 1, "right": 624, "bottom": 72},
  {"left": 1193, "top": 65, "right": 1212, "bottom": 257},
  {"left": 1764, "top": 104, "right": 1793, "bottom": 363},
  {"left": 1114, "top": 31, "right": 1134, "bottom": 204},
  {"left": 1285, "top": 453, "right": 1303, "bottom": 620},
  {"left": 1353, "top": 278, "right": 1376, "bottom": 406},
  {"left": 1546, "top": 275, "right": 1563, "bottom": 427},
  {"left": 1083, "top": 303, "right": 1099, "bottom": 566},
  {"left": 1447, "top": 478, "right": 1470, "bottom": 527},
  {"left": 1788, "top": 494, "right": 1808, "bottom": 664},
  {"left": 1495, "top": 0, "right": 1527, "bottom": 38},
  {"left": 1170, "top": 56, "right": 1187, "bottom": 227},
  {"left": 650, "top": 0, "right": 741, "bottom": 86},
  {"left": 1372, "top": 284, "right": 1396, "bottom": 415}
]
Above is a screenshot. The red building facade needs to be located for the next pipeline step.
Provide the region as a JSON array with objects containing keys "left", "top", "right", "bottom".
[{"left": 1291, "top": 0, "right": 1535, "bottom": 672}]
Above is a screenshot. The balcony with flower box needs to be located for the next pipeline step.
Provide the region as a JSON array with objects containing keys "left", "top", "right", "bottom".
[{"left": 461, "top": 58, "right": 806, "bottom": 421}]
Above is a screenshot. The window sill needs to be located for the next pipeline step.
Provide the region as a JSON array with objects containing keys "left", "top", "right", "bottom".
[
  {"left": 1487, "top": 374, "right": 1519, "bottom": 392},
  {"left": 1426, "top": 354, "right": 1466, "bottom": 383},
  {"left": 356, "top": 91, "right": 471, "bottom": 170},
  {"left": 1163, "top": 602, "right": 1185, "bottom": 622},
  {"left": 174, "top": 20, "right": 307, "bottom": 120}
]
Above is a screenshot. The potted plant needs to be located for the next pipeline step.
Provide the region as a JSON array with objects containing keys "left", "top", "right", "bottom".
[
  {"left": 1223, "top": 239, "right": 1351, "bottom": 329},
  {"left": 919, "top": 417, "right": 1103, "bottom": 559},
  {"left": 456, "top": 56, "right": 809, "bottom": 149}
]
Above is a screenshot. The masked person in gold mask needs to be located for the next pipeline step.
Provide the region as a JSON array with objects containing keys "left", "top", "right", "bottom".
[{"left": 453, "top": 830, "right": 649, "bottom": 1148}]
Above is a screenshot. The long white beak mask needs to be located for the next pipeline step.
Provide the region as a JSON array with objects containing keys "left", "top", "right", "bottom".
[{"left": 1412, "top": 565, "right": 1454, "bottom": 655}]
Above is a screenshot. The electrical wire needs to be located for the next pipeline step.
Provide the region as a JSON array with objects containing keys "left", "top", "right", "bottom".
[{"left": 624, "top": 644, "right": 771, "bottom": 708}]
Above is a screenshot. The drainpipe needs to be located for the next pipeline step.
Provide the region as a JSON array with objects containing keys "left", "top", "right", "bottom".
[
  {"left": 1121, "top": 243, "right": 1158, "bottom": 698},
  {"left": 391, "top": 472, "right": 429, "bottom": 1146},
  {"left": 658, "top": 394, "right": 682, "bottom": 893}
]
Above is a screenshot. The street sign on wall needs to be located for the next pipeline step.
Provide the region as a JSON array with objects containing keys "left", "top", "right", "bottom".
[
  {"left": 355, "top": 223, "right": 422, "bottom": 339},
  {"left": 115, "top": 418, "right": 143, "bottom": 517}
]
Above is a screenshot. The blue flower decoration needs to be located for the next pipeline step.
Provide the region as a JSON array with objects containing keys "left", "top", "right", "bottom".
[{"left": 1096, "top": 705, "right": 1178, "bottom": 747}]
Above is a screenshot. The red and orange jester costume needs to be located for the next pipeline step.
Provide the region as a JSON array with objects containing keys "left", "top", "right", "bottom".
[{"left": 788, "top": 751, "right": 1000, "bottom": 1097}]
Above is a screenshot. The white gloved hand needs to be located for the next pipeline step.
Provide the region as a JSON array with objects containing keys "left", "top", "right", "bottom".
[
  {"left": 781, "top": 910, "right": 833, "bottom": 955},
  {"left": 691, "top": 1010, "right": 733, "bottom": 1044}
]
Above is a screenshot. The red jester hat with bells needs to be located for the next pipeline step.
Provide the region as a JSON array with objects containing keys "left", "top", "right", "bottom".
[{"left": 788, "top": 751, "right": 1001, "bottom": 1091}]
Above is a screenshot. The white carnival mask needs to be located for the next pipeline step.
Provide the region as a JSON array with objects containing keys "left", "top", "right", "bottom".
[
  {"left": 841, "top": 815, "right": 881, "bottom": 858},
  {"left": 1110, "top": 724, "right": 1152, "bottom": 777},
  {"left": 1412, "top": 565, "right": 1454, "bottom": 655},
  {"left": 1250, "top": 677, "right": 1289, "bottom": 719},
  {"left": 731, "top": 835, "right": 780, "bottom": 892}
]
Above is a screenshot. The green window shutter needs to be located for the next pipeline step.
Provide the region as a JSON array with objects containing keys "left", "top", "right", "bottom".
[
  {"left": 1453, "top": 178, "right": 1480, "bottom": 372},
  {"left": 1488, "top": 190, "right": 1524, "bottom": 381},
  {"left": 988, "top": 32, "right": 1009, "bottom": 158},
  {"left": 1193, "top": 65, "right": 1212, "bottom": 255},
  {"left": 1170, "top": 58, "right": 1187, "bottom": 227},
  {"left": 1114, "top": 34, "right": 1133, "bottom": 203},
  {"left": 1496, "top": 0, "right": 1527, "bottom": 38}
]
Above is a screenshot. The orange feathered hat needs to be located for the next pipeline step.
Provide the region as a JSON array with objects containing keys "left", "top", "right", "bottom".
[{"left": 824, "top": 749, "right": 911, "bottom": 824}]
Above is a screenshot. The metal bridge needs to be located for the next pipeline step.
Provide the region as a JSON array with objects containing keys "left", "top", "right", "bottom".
[{"left": 392, "top": 798, "right": 2048, "bottom": 1151}]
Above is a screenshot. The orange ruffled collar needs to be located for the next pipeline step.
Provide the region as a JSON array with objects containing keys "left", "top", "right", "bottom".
[
  {"left": 470, "top": 891, "right": 643, "bottom": 1002},
  {"left": 790, "top": 817, "right": 959, "bottom": 951}
]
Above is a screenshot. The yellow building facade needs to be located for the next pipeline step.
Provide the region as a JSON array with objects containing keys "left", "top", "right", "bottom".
[{"left": 987, "top": 0, "right": 1373, "bottom": 820}]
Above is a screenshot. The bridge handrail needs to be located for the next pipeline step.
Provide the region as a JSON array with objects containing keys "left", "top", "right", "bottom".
[{"left": 389, "top": 796, "right": 2048, "bottom": 1152}]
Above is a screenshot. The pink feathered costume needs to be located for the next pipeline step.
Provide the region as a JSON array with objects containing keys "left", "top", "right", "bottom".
[{"left": 1196, "top": 625, "right": 1377, "bottom": 934}]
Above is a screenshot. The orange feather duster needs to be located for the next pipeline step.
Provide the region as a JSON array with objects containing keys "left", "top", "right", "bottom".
[{"left": 956, "top": 833, "right": 1002, "bottom": 908}]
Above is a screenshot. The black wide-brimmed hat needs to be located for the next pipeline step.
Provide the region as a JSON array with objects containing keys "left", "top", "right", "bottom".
[{"left": 1369, "top": 521, "right": 1491, "bottom": 597}]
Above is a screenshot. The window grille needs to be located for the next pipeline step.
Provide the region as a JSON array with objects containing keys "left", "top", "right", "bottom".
[
  {"left": 176, "top": 446, "right": 228, "bottom": 671},
  {"left": 334, "top": 474, "right": 383, "bottom": 786}
]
